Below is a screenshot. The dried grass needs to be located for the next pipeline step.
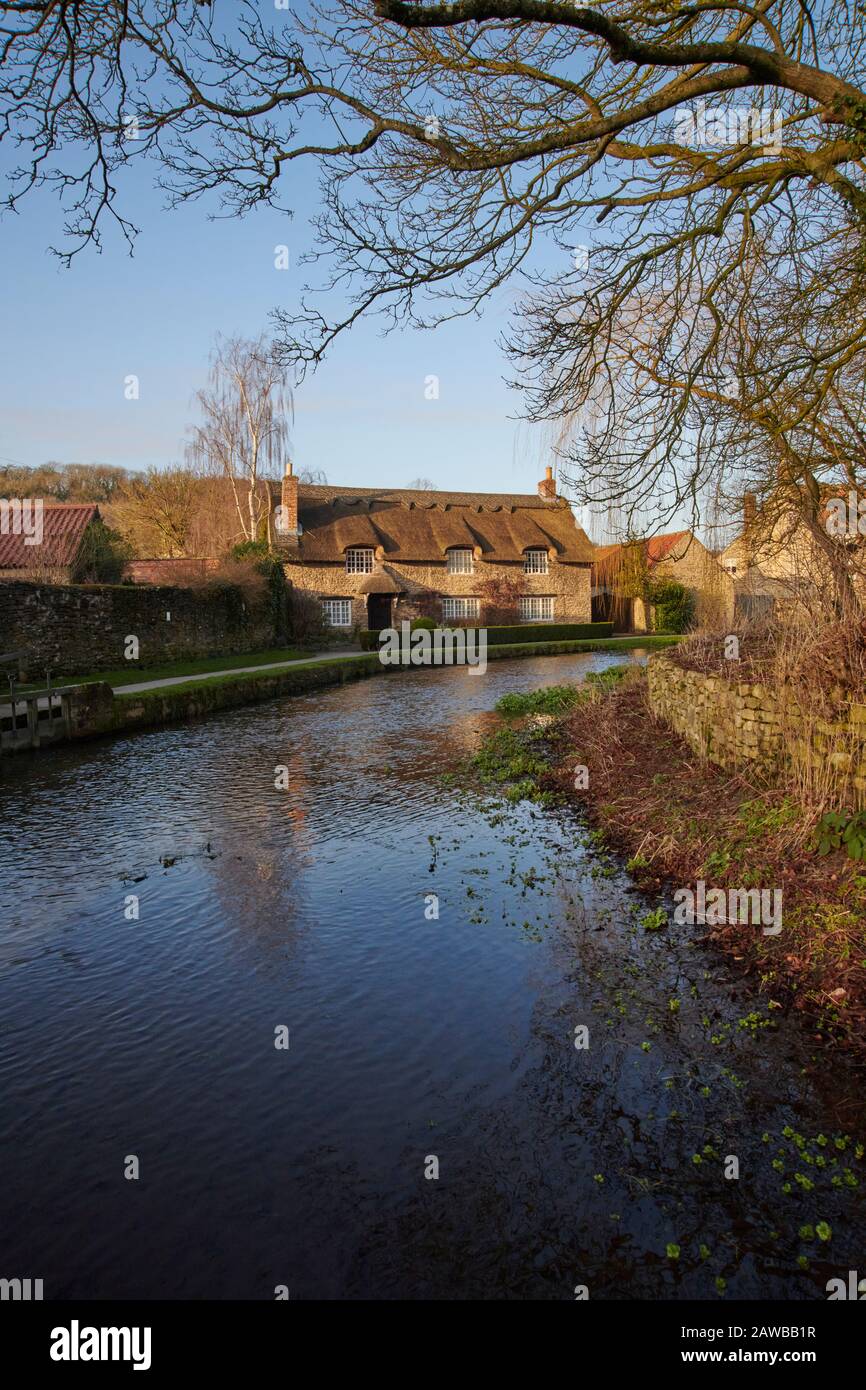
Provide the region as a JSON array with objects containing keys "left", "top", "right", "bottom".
[{"left": 553, "top": 678, "right": 866, "bottom": 1057}]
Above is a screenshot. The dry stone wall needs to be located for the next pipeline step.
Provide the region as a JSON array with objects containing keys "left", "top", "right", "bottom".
[
  {"left": 647, "top": 652, "right": 866, "bottom": 804},
  {"left": 0, "top": 579, "right": 276, "bottom": 678}
]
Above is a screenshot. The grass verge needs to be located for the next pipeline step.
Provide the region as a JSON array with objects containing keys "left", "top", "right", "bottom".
[
  {"left": 23, "top": 647, "right": 312, "bottom": 690},
  {"left": 114, "top": 653, "right": 380, "bottom": 700},
  {"left": 550, "top": 669, "right": 866, "bottom": 1058}
]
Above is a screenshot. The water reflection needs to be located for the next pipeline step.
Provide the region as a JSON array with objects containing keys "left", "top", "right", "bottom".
[{"left": 0, "top": 650, "right": 863, "bottom": 1299}]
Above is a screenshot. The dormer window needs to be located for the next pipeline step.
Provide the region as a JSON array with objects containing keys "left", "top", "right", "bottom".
[
  {"left": 345, "top": 547, "right": 374, "bottom": 574},
  {"left": 446, "top": 548, "right": 474, "bottom": 574},
  {"left": 524, "top": 548, "right": 549, "bottom": 574}
]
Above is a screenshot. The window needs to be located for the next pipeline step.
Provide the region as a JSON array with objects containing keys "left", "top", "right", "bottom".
[
  {"left": 322, "top": 598, "right": 353, "bottom": 627},
  {"left": 446, "top": 548, "right": 474, "bottom": 574},
  {"left": 519, "top": 595, "right": 554, "bottom": 622},
  {"left": 523, "top": 548, "right": 549, "bottom": 574},
  {"left": 345, "top": 548, "right": 374, "bottom": 574},
  {"left": 442, "top": 596, "right": 479, "bottom": 620}
]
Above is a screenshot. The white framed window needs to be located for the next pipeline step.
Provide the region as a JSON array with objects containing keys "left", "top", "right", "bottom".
[
  {"left": 322, "top": 598, "right": 353, "bottom": 627},
  {"left": 523, "top": 548, "right": 549, "bottom": 574},
  {"left": 442, "top": 596, "right": 480, "bottom": 620},
  {"left": 519, "top": 595, "right": 554, "bottom": 622},
  {"left": 446, "top": 548, "right": 474, "bottom": 574},
  {"left": 345, "top": 548, "right": 374, "bottom": 574}
]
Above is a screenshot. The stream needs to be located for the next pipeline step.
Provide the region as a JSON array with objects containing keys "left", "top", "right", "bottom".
[{"left": 0, "top": 649, "right": 864, "bottom": 1299}]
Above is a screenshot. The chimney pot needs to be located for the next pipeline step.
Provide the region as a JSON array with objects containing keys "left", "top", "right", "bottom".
[
  {"left": 538, "top": 465, "right": 557, "bottom": 500},
  {"left": 278, "top": 462, "right": 299, "bottom": 544}
]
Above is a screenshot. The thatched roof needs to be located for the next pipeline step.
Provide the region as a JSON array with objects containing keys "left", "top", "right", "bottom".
[{"left": 274, "top": 482, "right": 594, "bottom": 565}]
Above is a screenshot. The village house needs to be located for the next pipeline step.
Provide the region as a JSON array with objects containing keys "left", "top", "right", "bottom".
[
  {"left": 592, "top": 530, "right": 734, "bottom": 631},
  {"left": 719, "top": 490, "right": 866, "bottom": 618},
  {"left": 270, "top": 466, "right": 594, "bottom": 630},
  {"left": 0, "top": 502, "right": 103, "bottom": 582}
]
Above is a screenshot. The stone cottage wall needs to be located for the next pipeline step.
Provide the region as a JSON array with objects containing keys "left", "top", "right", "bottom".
[
  {"left": 647, "top": 652, "right": 866, "bottom": 803},
  {"left": 642, "top": 541, "right": 735, "bottom": 631},
  {"left": 285, "top": 558, "right": 592, "bottom": 630},
  {"left": 0, "top": 579, "right": 276, "bottom": 678}
]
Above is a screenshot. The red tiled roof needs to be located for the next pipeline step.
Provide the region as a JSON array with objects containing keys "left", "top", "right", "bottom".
[
  {"left": 0, "top": 502, "right": 99, "bottom": 569},
  {"left": 645, "top": 531, "right": 690, "bottom": 565},
  {"left": 592, "top": 531, "right": 691, "bottom": 579}
]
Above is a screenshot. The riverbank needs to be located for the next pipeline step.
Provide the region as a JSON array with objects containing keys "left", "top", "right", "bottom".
[
  {"left": 549, "top": 667, "right": 866, "bottom": 1061},
  {"left": 2, "top": 635, "right": 679, "bottom": 755}
]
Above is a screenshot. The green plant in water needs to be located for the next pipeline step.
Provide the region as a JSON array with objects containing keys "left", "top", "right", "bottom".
[
  {"left": 641, "top": 907, "right": 667, "bottom": 932},
  {"left": 495, "top": 684, "right": 582, "bottom": 716}
]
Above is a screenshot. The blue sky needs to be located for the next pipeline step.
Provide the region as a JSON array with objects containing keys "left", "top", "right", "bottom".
[{"left": 0, "top": 140, "right": 574, "bottom": 514}]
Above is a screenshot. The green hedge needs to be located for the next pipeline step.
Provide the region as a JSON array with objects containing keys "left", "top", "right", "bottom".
[{"left": 360, "top": 621, "right": 612, "bottom": 650}]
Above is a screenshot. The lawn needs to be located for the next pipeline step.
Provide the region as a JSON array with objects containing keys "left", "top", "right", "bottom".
[{"left": 21, "top": 647, "right": 313, "bottom": 691}]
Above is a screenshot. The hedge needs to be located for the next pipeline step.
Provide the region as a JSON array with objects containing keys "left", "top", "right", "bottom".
[{"left": 359, "top": 621, "right": 613, "bottom": 650}]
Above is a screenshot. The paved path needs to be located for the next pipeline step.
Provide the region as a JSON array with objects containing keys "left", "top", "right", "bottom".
[{"left": 115, "top": 649, "right": 364, "bottom": 695}]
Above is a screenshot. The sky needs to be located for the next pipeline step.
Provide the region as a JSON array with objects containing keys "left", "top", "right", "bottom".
[{"left": 0, "top": 129, "right": 576, "bottom": 520}]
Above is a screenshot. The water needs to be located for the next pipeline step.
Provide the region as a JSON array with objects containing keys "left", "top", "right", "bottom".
[{"left": 1, "top": 651, "right": 864, "bottom": 1300}]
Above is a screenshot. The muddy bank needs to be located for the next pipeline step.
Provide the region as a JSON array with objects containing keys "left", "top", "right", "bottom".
[{"left": 551, "top": 672, "right": 866, "bottom": 1063}]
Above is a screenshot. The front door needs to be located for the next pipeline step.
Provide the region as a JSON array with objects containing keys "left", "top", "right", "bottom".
[{"left": 367, "top": 594, "right": 392, "bottom": 629}]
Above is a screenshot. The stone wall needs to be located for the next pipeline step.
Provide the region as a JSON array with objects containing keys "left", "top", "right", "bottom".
[
  {"left": 0, "top": 579, "right": 277, "bottom": 678},
  {"left": 653, "top": 541, "right": 735, "bottom": 629},
  {"left": 647, "top": 652, "right": 866, "bottom": 803},
  {"left": 285, "top": 558, "right": 592, "bottom": 631}
]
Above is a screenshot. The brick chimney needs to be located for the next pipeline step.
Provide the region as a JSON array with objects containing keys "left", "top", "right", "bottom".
[
  {"left": 743, "top": 492, "right": 756, "bottom": 531},
  {"left": 538, "top": 465, "right": 556, "bottom": 500},
  {"left": 278, "top": 460, "right": 299, "bottom": 544},
  {"left": 742, "top": 491, "right": 756, "bottom": 567}
]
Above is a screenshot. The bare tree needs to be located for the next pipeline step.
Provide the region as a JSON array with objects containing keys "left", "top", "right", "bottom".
[
  {"left": 407, "top": 477, "right": 437, "bottom": 490},
  {"left": 112, "top": 466, "right": 196, "bottom": 557},
  {"left": 185, "top": 335, "right": 292, "bottom": 547},
  {"left": 4, "top": 2, "right": 866, "bottom": 571}
]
